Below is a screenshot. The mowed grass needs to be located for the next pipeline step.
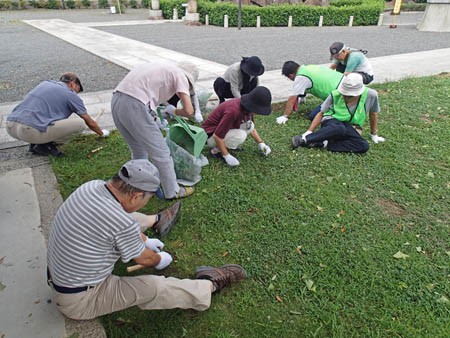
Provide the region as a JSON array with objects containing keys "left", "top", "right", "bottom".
[{"left": 51, "top": 75, "right": 450, "bottom": 338}]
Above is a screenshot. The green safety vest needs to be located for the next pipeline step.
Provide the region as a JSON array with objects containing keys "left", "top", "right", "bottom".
[
  {"left": 297, "top": 65, "right": 344, "bottom": 100},
  {"left": 324, "top": 87, "right": 369, "bottom": 127}
]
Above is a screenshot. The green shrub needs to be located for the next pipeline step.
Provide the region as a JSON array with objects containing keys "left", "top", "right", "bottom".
[
  {"left": 141, "top": 0, "right": 148, "bottom": 7},
  {"left": 19, "top": 0, "right": 26, "bottom": 8},
  {"left": 0, "top": 0, "right": 11, "bottom": 9},
  {"left": 38, "top": 0, "right": 46, "bottom": 7},
  {"left": 402, "top": 2, "right": 426, "bottom": 10},
  {"left": 98, "top": 0, "right": 108, "bottom": 7},
  {"left": 414, "top": 0, "right": 426, "bottom": 3},
  {"left": 130, "top": 0, "right": 137, "bottom": 8},
  {"left": 66, "top": 0, "right": 75, "bottom": 7},
  {"left": 114, "top": 0, "right": 125, "bottom": 13},
  {"left": 74, "top": 0, "right": 81, "bottom": 7},
  {"left": 81, "top": 0, "right": 90, "bottom": 7},
  {"left": 160, "top": 0, "right": 383, "bottom": 27},
  {"left": 330, "top": 0, "right": 363, "bottom": 7},
  {"left": 11, "top": 1, "right": 19, "bottom": 9},
  {"left": 46, "top": 0, "right": 59, "bottom": 8},
  {"left": 28, "top": 0, "right": 38, "bottom": 7}
]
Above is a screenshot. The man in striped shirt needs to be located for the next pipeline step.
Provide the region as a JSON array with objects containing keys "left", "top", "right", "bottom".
[{"left": 47, "top": 159, "right": 246, "bottom": 320}]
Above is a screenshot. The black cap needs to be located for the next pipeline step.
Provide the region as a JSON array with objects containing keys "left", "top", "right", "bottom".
[
  {"left": 60, "top": 72, "right": 83, "bottom": 92},
  {"left": 329, "top": 42, "right": 345, "bottom": 60},
  {"left": 240, "top": 56, "right": 265, "bottom": 77},
  {"left": 240, "top": 86, "right": 272, "bottom": 115}
]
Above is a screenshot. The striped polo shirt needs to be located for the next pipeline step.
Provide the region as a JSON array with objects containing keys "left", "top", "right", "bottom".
[{"left": 47, "top": 180, "right": 145, "bottom": 287}]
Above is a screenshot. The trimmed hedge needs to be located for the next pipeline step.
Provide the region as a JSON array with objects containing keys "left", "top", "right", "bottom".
[
  {"left": 330, "top": 0, "right": 363, "bottom": 7},
  {"left": 160, "top": 0, "right": 384, "bottom": 27}
]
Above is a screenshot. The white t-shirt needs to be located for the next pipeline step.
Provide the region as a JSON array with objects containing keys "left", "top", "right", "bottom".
[
  {"left": 115, "top": 61, "right": 190, "bottom": 111},
  {"left": 291, "top": 75, "right": 313, "bottom": 97}
]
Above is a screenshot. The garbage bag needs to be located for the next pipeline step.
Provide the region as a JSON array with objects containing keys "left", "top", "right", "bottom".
[{"left": 166, "top": 135, "right": 208, "bottom": 186}]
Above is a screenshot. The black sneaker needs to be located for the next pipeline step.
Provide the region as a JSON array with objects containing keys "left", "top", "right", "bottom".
[
  {"left": 30, "top": 143, "right": 51, "bottom": 156},
  {"left": 194, "top": 264, "right": 247, "bottom": 292},
  {"left": 209, "top": 149, "right": 223, "bottom": 159},
  {"left": 154, "top": 201, "right": 181, "bottom": 237},
  {"left": 47, "top": 143, "right": 64, "bottom": 157}
]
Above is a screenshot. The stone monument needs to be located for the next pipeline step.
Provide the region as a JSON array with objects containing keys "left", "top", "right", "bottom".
[
  {"left": 149, "top": 0, "right": 163, "bottom": 19},
  {"left": 417, "top": 0, "right": 450, "bottom": 32}
]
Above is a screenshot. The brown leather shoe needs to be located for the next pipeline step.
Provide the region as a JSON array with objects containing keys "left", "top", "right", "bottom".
[
  {"left": 153, "top": 201, "right": 181, "bottom": 238},
  {"left": 194, "top": 264, "right": 247, "bottom": 292}
]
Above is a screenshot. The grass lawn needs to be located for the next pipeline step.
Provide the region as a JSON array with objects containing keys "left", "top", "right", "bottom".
[{"left": 51, "top": 75, "right": 449, "bottom": 337}]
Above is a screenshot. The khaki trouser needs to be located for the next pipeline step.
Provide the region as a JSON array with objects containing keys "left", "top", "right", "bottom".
[
  {"left": 54, "top": 274, "right": 212, "bottom": 320},
  {"left": 6, "top": 118, "right": 85, "bottom": 145}
]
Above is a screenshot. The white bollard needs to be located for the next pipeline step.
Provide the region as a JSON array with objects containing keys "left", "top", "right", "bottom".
[
  {"left": 173, "top": 8, "right": 178, "bottom": 20},
  {"left": 224, "top": 15, "right": 228, "bottom": 28},
  {"left": 256, "top": 16, "right": 261, "bottom": 28},
  {"left": 348, "top": 16, "right": 354, "bottom": 27},
  {"left": 205, "top": 14, "right": 209, "bottom": 26},
  {"left": 288, "top": 15, "right": 292, "bottom": 28},
  {"left": 377, "top": 13, "right": 384, "bottom": 26},
  {"left": 318, "top": 16, "right": 323, "bottom": 27}
]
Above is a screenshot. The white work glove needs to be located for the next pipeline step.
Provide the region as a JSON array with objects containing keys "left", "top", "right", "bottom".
[
  {"left": 302, "top": 130, "right": 312, "bottom": 142},
  {"left": 154, "top": 252, "right": 173, "bottom": 270},
  {"left": 101, "top": 129, "right": 110, "bottom": 137},
  {"left": 258, "top": 142, "right": 271, "bottom": 156},
  {"left": 194, "top": 110, "right": 203, "bottom": 123},
  {"left": 276, "top": 115, "right": 289, "bottom": 125},
  {"left": 223, "top": 154, "right": 240, "bottom": 166},
  {"left": 155, "top": 116, "right": 168, "bottom": 131},
  {"left": 370, "top": 134, "right": 386, "bottom": 144},
  {"left": 145, "top": 238, "right": 164, "bottom": 253},
  {"left": 162, "top": 104, "right": 177, "bottom": 117}
]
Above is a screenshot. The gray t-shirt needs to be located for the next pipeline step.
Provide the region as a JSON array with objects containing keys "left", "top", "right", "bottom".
[
  {"left": 7, "top": 80, "right": 87, "bottom": 132},
  {"left": 321, "top": 88, "right": 380, "bottom": 123}
]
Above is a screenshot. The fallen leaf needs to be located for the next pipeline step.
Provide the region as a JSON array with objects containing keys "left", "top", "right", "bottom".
[
  {"left": 427, "top": 171, "right": 434, "bottom": 178},
  {"left": 341, "top": 227, "right": 345, "bottom": 232},
  {"left": 393, "top": 251, "right": 409, "bottom": 259},
  {"left": 445, "top": 251, "right": 450, "bottom": 257},
  {"left": 222, "top": 252, "right": 228, "bottom": 257},
  {"left": 403, "top": 242, "right": 410, "bottom": 246},
  {"left": 271, "top": 275, "right": 277, "bottom": 281},
  {"left": 296, "top": 246, "right": 302, "bottom": 254},
  {"left": 416, "top": 247, "right": 425, "bottom": 254},
  {"left": 34, "top": 299, "right": 40, "bottom": 304},
  {"left": 412, "top": 184, "right": 419, "bottom": 189},
  {"left": 425, "top": 283, "right": 435, "bottom": 291},
  {"left": 316, "top": 206, "right": 323, "bottom": 212},
  {"left": 305, "top": 279, "right": 316, "bottom": 292},
  {"left": 268, "top": 283, "right": 274, "bottom": 291},
  {"left": 436, "top": 296, "right": 449, "bottom": 304},
  {"left": 289, "top": 311, "right": 302, "bottom": 315},
  {"left": 319, "top": 263, "right": 327, "bottom": 268},
  {"left": 276, "top": 296, "right": 283, "bottom": 303}
]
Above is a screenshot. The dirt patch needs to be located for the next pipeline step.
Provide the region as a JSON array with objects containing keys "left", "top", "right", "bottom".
[
  {"left": 420, "top": 113, "right": 432, "bottom": 124},
  {"left": 436, "top": 72, "right": 450, "bottom": 79},
  {"left": 272, "top": 102, "right": 286, "bottom": 112},
  {"left": 375, "top": 198, "right": 405, "bottom": 216}
]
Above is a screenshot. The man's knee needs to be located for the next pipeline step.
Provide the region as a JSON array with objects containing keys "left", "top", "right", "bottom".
[
  {"left": 224, "top": 129, "right": 247, "bottom": 149},
  {"left": 213, "top": 77, "right": 226, "bottom": 96},
  {"left": 358, "top": 140, "right": 370, "bottom": 153}
]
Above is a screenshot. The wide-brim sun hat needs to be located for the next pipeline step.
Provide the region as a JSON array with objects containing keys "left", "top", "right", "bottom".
[
  {"left": 338, "top": 73, "right": 365, "bottom": 96},
  {"left": 177, "top": 61, "right": 199, "bottom": 89},
  {"left": 240, "top": 86, "right": 272, "bottom": 115},
  {"left": 240, "top": 56, "right": 265, "bottom": 77}
]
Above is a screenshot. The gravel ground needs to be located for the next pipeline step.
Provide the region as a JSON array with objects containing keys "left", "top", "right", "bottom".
[
  {"left": 0, "top": 21, "right": 129, "bottom": 103},
  {"left": 98, "top": 22, "right": 450, "bottom": 70}
]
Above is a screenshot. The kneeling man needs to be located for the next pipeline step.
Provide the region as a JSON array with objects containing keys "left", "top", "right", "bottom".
[
  {"left": 47, "top": 159, "right": 246, "bottom": 320},
  {"left": 292, "top": 73, "right": 385, "bottom": 153},
  {"left": 201, "top": 86, "right": 272, "bottom": 167},
  {"left": 7, "top": 73, "right": 107, "bottom": 157}
]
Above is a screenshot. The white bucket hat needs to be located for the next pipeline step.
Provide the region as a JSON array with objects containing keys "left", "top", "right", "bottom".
[
  {"left": 338, "top": 73, "right": 365, "bottom": 96},
  {"left": 177, "top": 61, "right": 199, "bottom": 89}
]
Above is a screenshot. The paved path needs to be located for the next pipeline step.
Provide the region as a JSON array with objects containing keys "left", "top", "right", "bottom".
[{"left": 1, "top": 13, "right": 449, "bottom": 338}]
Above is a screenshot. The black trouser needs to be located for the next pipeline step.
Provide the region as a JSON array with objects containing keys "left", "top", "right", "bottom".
[
  {"left": 213, "top": 77, "right": 258, "bottom": 103},
  {"left": 336, "top": 64, "right": 373, "bottom": 85},
  {"left": 306, "top": 118, "right": 369, "bottom": 153}
]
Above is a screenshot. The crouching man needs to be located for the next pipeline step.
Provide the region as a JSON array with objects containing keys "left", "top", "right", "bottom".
[
  {"left": 201, "top": 86, "right": 272, "bottom": 167},
  {"left": 292, "top": 73, "right": 385, "bottom": 153},
  {"left": 47, "top": 159, "right": 246, "bottom": 320}
]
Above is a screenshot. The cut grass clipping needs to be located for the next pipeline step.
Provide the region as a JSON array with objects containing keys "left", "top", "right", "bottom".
[{"left": 51, "top": 75, "right": 450, "bottom": 337}]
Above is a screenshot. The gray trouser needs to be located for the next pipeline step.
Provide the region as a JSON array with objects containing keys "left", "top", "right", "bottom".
[{"left": 111, "top": 92, "right": 180, "bottom": 198}]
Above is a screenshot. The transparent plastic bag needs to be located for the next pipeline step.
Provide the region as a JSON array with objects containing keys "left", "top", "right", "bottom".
[{"left": 166, "top": 135, "right": 208, "bottom": 186}]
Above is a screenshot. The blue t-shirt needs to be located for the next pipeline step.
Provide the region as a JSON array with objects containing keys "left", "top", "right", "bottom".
[{"left": 7, "top": 81, "right": 88, "bottom": 132}]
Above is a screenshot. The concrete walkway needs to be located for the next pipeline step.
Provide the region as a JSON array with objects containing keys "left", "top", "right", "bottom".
[{"left": 1, "top": 15, "right": 449, "bottom": 338}]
